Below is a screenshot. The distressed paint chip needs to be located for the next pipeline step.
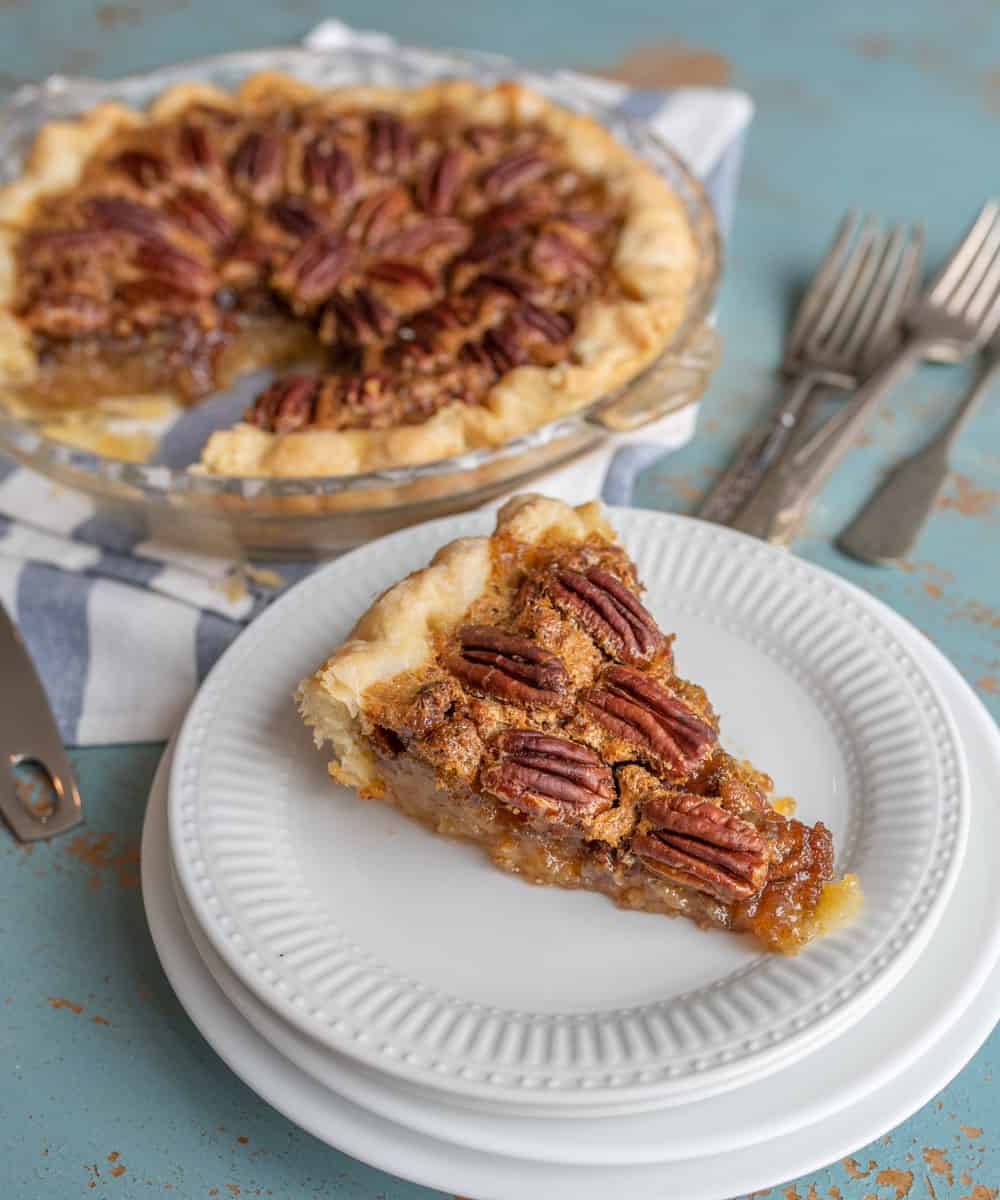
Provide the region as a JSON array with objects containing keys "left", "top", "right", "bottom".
[
  {"left": 922, "top": 1147, "right": 955, "bottom": 1185},
  {"left": 64, "top": 831, "right": 141, "bottom": 889},
  {"left": 876, "top": 1167, "right": 915, "bottom": 1198},
  {"left": 936, "top": 474, "right": 998, "bottom": 517},
  {"left": 47, "top": 996, "right": 83, "bottom": 1014},
  {"left": 594, "top": 39, "right": 732, "bottom": 87},
  {"left": 846, "top": 32, "right": 895, "bottom": 60},
  {"left": 95, "top": 3, "right": 142, "bottom": 29}
]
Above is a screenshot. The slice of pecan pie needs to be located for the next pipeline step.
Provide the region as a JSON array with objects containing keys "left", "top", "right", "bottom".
[
  {"left": 0, "top": 74, "right": 698, "bottom": 475},
  {"left": 297, "top": 495, "right": 860, "bottom": 953}
]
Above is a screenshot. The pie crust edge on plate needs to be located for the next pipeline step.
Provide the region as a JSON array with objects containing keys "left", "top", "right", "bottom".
[
  {"left": 297, "top": 494, "right": 860, "bottom": 953},
  {"left": 0, "top": 73, "right": 698, "bottom": 477}
]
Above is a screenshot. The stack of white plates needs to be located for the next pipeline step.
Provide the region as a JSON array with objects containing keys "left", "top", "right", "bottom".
[{"left": 144, "top": 509, "right": 1000, "bottom": 1199}]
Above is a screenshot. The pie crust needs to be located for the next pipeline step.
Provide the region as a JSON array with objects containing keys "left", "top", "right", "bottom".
[
  {"left": 0, "top": 74, "right": 697, "bottom": 476},
  {"left": 297, "top": 495, "right": 860, "bottom": 953}
]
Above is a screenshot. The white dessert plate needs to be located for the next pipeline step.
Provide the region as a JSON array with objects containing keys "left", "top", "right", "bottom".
[
  {"left": 168, "top": 509, "right": 969, "bottom": 1114},
  {"left": 143, "top": 599, "right": 1000, "bottom": 1198}
]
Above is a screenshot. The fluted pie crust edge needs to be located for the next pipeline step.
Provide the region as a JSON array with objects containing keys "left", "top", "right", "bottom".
[
  {"left": 297, "top": 495, "right": 860, "bottom": 953},
  {"left": 0, "top": 74, "right": 697, "bottom": 477}
]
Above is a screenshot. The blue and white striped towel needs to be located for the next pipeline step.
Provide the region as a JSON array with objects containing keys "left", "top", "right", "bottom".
[{"left": 0, "top": 21, "right": 751, "bottom": 746}]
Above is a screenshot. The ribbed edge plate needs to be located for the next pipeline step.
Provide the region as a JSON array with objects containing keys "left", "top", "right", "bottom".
[{"left": 168, "top": 510, "right": 968, "bottom": 1112}]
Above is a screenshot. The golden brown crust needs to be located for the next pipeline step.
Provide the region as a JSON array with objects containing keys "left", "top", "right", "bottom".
[
  {"left": 296, "top": 494, "right": 612, "bottom": 786},
  {"left": 0, "top": 73, "right": 696, "bottom": 475}
]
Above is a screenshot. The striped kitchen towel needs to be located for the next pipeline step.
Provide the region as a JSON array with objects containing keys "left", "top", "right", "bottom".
[{"left": 0, "top": 21, "right": 751, "bottom": 745}]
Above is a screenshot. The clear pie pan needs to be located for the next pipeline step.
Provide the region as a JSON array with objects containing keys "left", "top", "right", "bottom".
[{"left": 0, "top": 45, "right": 721, "bottom": 560}]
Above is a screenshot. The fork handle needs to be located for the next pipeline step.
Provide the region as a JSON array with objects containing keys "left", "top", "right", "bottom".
[
  {"left": 697, "top": 374, "right": 820, "bottom": 523},
  {"left": 837, "top": 355, "right": 1000, "bottom": 563},
  {"left": 729, "top": 336, "right": 932, "bottom": 544}
]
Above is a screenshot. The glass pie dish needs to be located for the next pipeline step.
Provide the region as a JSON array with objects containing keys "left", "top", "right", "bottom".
[{"left": 0, "top": 45, "right": 720, "bottom": 559}]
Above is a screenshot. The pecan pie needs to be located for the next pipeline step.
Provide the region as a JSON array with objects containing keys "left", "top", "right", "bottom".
[
  {"left": 0, "top": 74, "right": 698, "bottom": 475},
  {"left": 297, "top": 495, "right": 860, "bottom": 953}
]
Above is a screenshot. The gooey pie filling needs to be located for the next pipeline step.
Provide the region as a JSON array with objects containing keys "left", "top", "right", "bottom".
[
  {"left": 358, "top": 532, "right": 841, "bottom": 954},
  {"left": 13, "top": 98, "right": 628, "bottom": 429}
]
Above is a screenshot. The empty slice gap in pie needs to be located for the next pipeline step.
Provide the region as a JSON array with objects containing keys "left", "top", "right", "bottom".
[
  {"left": 0, "top": 75, "right": 699, "bottom": 476},
  {"left": 297, "top": 495, "right": 861, "bottom": 953}
]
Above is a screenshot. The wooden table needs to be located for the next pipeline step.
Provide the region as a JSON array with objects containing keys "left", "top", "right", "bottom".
[{"left": 1, "top": 3, "right": 996, "bottom": 1197}]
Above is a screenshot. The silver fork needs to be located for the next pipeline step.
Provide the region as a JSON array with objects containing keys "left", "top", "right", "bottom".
[
  {"left": 731, "top": 202, "right": 1000, "bottom": 545},
  {"left": 698, "top": 213, "right": 922, "bottom": 524}
]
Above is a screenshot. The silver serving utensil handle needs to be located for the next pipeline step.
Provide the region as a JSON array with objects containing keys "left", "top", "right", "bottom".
[{"left": 0, "top": 601, "right": 82, "bottom": 842}]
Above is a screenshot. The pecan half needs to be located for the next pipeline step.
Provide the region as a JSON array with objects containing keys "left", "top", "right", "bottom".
[
  {"left": 134, "top": 240, "right": 217, "bottom": 296},
  {"left": 272, "top": 231, "right": 352, "bottom": 309},
  {"left": 531, "top": 229, "right": 598, "bottom": 280},
  {"left": 519, "top": 302, "right": 573, "bottom": 342},
  {"left": 229, "top": 130, "right": 283, "bottom": 202},
  {"left": 481, "top": 729, "right": 616, "bottom": 822},
  {"left": 85, "top": 195, "right": 168, "bottom": 240},
  {"left": 545, "top": 568, "right": 663, "bottom": 663},
  {"left": 447, "top": 625, "right": 569, "bottom": 706},
  {"left": 177, "top": 122, "right": 216, "bottom": 171},
  {"left": 480, "top": 150, "right": 549, "bottom": 199},
  {"left": 460, "top": 339, "right": 498, "bottom": 374},
  {"left": 21, "top": 229, "right": 119, "bottom": 262},
  {"left": 302, "top": 135, "right": 355, "bottom": 198},
  {"left": 367, "top": 112, "right": 414, "bottom": 173},
  {"left": 417, "top": 148, "right": 464, "bottom": 215},
  {"left": 480, "top": 320, "right": 528, "bottom": 374},
  {"left": 409, "top": 297, "right": 469, "bottom": 335},
  {"left": 367, "top": 259, "right": 435, "bottom": 291},
  {"left": 470, "top": 272, "right": 535, "bottom": 301},
  {"left": 346, "top": 187, "right": 411, "bottom": 247},
  {"left": 112, "top": 149, "right": 167, "bottom": 188},
  {"left": 482, "top": 200, "right": 553, "bottom": 230},
  {"left": 376, "top": 218, "right": 468, "bottom": 258},
  {"left": 461, "top": 227, "right": 523, "bottom": 264},
  {"left": 268, "top": 196, "right": 320, "bottom": 240},
  {"left": 167, "top": 188, "right": 233, "bottom": 247},
  {"left": 633, "top": 794, "right": 768, "bottom": 902},
  {"left": 320, "top": 288, "right": 394, "bottom": 347},
  {"left": 313, "top": 372, "right": 394, "bottom": 428},
  {"left": 246, "top": 373, "right": 318, "bottom": 432},
  {"left": 580, "top": 666, "right": 716, "bottom": 775},
  {"left": 116, "top": 279, "right": 210, "bottom": 326},
  {"left": 219, "top": 233, "right": 280, "bottom": 285}
]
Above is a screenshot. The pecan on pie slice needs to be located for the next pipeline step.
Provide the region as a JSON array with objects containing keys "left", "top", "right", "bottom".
[
  {"left": 0, "top": 74, "right": 698, "bottom": 475},
  {"left": 297, "top": 495, "right": 861, "bottom": 953}
]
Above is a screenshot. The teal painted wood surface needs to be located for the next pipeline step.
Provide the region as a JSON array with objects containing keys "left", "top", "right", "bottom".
[{"left": 0, "top": 3, "right": 996, "bottom": 1197}]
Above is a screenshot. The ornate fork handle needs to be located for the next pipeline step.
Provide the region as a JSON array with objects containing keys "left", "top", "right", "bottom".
[
  {"left": 729, "top": 337, "right": 932, "bottom": 544},
  {"left": 697, "top": 374, "right": 821, "bottom": 523}
]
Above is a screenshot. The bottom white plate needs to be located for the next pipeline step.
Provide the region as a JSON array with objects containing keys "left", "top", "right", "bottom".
[{"left": 142, "top": 590, "right": 1000, "bottom": 1199}]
